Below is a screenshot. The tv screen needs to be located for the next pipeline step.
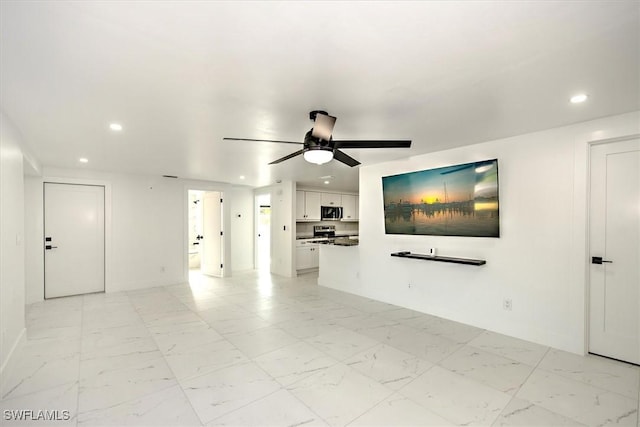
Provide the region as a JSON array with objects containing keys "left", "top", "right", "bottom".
[{"left": 382, "top": 159, "right": 499, "bottom": 237}]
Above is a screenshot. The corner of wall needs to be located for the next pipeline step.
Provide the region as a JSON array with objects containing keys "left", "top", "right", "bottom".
[
  {"left": 268, "top": 180, "right": 296, "bottom": 277},
  {"left": 0, "top": 110, "right": 28, "bottom": 372},
  {"left": 24, "top": 176, "right": 44, "bottom": 304}
]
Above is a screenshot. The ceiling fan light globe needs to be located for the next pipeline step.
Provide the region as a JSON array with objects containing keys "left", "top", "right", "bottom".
[{"left": 303, "top": 150, "right": 333, "bottom": 165}]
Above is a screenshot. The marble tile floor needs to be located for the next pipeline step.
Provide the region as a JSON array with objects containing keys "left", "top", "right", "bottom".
[{"left": 1, "top": 270, "right": 638, "bottom": 427}]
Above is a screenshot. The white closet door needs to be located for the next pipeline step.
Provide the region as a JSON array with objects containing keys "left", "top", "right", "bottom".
[
  {"left": 589, "top": 138, "right": 640, "bottom": 364},
  {"left": 44, "top": 183, "right": 105, "bottom": 298}
]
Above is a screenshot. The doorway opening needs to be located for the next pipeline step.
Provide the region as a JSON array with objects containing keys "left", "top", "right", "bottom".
[
  {"left": 188, "top": 189, "right": 223, "bottom": 277},
  {"left": 255, "top": 194, "right": 271, "bottom": 271}
]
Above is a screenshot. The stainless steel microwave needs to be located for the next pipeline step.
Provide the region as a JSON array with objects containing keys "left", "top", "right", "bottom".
[{"left": 321, "top": 206, "right": 343, "bottom": 220}]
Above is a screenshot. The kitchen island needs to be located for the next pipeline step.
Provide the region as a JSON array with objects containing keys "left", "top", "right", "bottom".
[{"left": 317, "top": 241, "right": 361, "bottom": 292}]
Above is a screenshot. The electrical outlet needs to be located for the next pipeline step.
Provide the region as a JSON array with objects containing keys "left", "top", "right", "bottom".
[
  {"left": 503, "top": 298, "right": 512, "bottom": 311},
  {"left": 408, "top": 283, "right": 412, "bottom": 289}
]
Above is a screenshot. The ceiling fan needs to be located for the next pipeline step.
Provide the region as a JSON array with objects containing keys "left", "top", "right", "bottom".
[{"left": 223, "top": 110, "right": 411, "bottom": 167}]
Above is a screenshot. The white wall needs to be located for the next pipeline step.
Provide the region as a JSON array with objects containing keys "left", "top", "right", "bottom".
[
  {"left": 229, "top": 186, "right": 255, "bottom": 272},
  {"left": 24, "top": 168, "right": 252, "bottom": 298},
  {"left": 329, "top": 111, "right": 639, "bottom": 355},
  {"left": 274, "top": 181, "right": 296, "bottom": 277},
  {"left": 24, "top": 176, "right": 44, "bottom": 303},
  {"left": 0, "top": 112, "right": 28, "bottom": 374},
  {"left": 255, "top": 181, "right": 296, "bottom": 278}
]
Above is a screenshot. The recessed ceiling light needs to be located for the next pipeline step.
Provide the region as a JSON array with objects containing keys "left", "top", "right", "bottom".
[
  {"left": 324, "top": 181, "right": 330, "bottom": 184},
  {"left": 570, "top": 94, "right": 588, "bottom": 104},
  {"left": 79, "top": 158, "right": 88, "bottom": 163},
  {"left": 109, "top": 123, "right": 123, "bottom": 131},
  {"left": 239, "top": 175, "right": 245, "bottom": 180}
]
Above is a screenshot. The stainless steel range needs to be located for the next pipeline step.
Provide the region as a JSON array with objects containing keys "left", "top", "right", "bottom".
[{"left": 313, "top": 225, "right": 336, "bottom": 240}]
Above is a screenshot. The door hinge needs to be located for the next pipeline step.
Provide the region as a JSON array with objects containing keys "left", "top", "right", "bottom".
[
  {"left": 220, "top": 263, "right": 223, "bottom": 269},
  {"left": 220, "top": 231, "right": 223, "bottom": 236},
  {"left": 220, "top": 198, "right": 223, "bottom": 203}
]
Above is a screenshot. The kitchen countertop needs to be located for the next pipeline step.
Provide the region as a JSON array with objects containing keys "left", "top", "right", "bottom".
[
  {"left": 296, "top": 234, "right": 358, "bottom": 240},
  {"left": 296, "top": 235, "right": 359, "bottom": 246},
  {"left": 325, "top": 237, "right": 359, "bottom": 246}
]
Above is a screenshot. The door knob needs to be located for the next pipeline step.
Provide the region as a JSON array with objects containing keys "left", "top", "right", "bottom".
[{"left": 592, "top": 256, "right": 613, "bottom": 264}]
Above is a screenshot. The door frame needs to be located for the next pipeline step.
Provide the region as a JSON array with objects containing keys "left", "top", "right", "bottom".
[
  {"left": 201, "top": 190, "right": 223, "bottom": 277},
  {"left": 253, "top": 187, "right": 273, "bottom": 272},
  {"left": 585, "top": 133, "right": 640, "bottom": 357},
  {"left": 183, "top": 184, "right": 229, "bottom": 281},
  {"left": 254, "top": 194, "right": 271, "bottom": 271},
  {"left": 42, "top": 176, "right": 112, "bottom": 297}
]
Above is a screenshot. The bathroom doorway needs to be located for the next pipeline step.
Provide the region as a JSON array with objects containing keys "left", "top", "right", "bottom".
[
  {"left": 255, "top": 194, "right": 271, "bottom": 271},
  {"left": 188, "top": 189, "right": 223, "bottom": 277}
]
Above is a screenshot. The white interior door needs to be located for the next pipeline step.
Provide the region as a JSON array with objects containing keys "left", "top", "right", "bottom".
[
  {"left": 589, "top": 138, "right": 640, "bottom": 365},
  {"left": 201, "top": 191, "right": 222, "bottom": 277},
  {"left": 44, "top": 183, "right": 105, "bottom": 298}
]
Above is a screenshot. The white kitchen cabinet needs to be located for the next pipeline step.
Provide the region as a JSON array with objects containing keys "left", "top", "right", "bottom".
[
  {"left": 341, "top": 194, "right": 357, "bottom": 221},
  {"left": 305, "top": 192, "right": 321, "bottom": 220},
  {"left": 321, "top": 192, "right": 342, "bottom": 207},
  {"left": 296, "top": 242, "right": 320, "bottom": 270},
  {"left": 296, "top": 191, "right": 321, "bottom": 221},
  {"left": 296, "top": 191, "right": 305, "bottom": 221},
  {"left": 296, "top": 247, "right": 310, "bottom": 269},
  {"left": 309, "top": 245, "right": 319, "bottom": 267}
]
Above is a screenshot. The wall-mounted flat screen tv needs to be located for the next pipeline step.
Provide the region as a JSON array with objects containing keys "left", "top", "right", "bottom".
[{"left": 382, "top": 159, "right": 499, "bottom": 237}]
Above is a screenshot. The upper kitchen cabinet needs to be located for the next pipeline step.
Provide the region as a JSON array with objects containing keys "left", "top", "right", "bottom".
[
  {"left": 296, "top": 191, "right": 321, "bottom": 221},
  {"left": 342, "top": 194, "right": 359, "bottom": 221},
  {"left": 321, "top": 192, "right": 342, "bottom": 206}
]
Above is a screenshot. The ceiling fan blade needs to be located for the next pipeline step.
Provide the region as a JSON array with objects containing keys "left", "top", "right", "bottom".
[
  {"left": 334, "top": 140, "right": 412, "bottom": 149},
  {"left": 311, "top": 113, "right": 336, "bottom": 141},
  {"left": 223, "top": 137, "right": 302, "bottom": 145},
  {"left": 333, "top": 149, "right": 361, "bottom": 167},
  {"left": 268, "top": 149, "right": 306, "bottom": 165}
]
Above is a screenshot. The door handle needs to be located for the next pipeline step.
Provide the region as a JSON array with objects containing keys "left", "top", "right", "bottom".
[
  {"left": 45, "top": 245, "right": 58, "bottom": 250},
  {"left": 592, "top": 256, "right": 613, "bottom": 264}
]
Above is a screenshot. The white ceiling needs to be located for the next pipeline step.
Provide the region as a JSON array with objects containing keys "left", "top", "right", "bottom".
[{"left": 1, "top": 1, "right": 638, "bottom": 192}]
